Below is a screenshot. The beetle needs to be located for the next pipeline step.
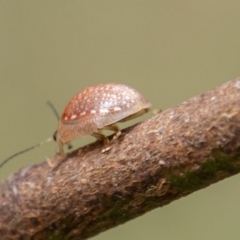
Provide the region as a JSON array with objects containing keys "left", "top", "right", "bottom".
[
  {"left": 0, "top": 83, "right": 151, "bottom": 168},
  {"left": 55, "top": 83, "right": 151, "bottom": 154}
]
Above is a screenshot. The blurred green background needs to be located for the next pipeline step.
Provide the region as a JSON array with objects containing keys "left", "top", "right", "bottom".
[{"left": 1, "top": 1, "right": 240, "bottom": 239}]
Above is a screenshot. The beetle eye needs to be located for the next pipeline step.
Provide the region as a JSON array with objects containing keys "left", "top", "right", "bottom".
[{"left": 53, "top": 130, "right": 57, "bottom": 141}]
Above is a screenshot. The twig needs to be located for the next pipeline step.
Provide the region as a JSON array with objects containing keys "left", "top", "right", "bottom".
[{"left": 1, "top": 78, "right": 240, "bottom": 240}]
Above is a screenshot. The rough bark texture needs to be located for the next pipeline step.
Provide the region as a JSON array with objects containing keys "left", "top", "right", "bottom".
[{"left": 1, "top": 78, "right": 240, "bottom": 240}]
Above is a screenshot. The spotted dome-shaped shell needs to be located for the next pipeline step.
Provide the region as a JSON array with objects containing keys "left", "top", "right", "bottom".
[{"left": 57, "top": 83, "right": 151, "bottom": 144}]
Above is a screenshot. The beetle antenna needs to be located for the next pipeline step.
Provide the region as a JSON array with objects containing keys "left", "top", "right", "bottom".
[
  {"left": 0, "top": 102, "right": 58, "bottom": 169},
  {"left": 0, "top": 137, "right": 53, "bottom": 169},
  {"left": 47, "top": 101, "right": 60, "bottom": 120},
  {"left": 0, "top": 101, "right": 73, "bottom": 169}
]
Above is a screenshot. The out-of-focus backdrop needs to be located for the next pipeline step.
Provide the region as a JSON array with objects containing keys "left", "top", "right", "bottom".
[{"left": 1, "top": 1, "right": 240, "bottom": 239}]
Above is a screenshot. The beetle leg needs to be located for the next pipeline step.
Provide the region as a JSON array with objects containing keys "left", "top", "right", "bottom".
[
  {"left": 152, "top": 109, "right": 162, "bottom": 115},
  {"left": 91, "top": 132, "right": 110, "bottom": 146},
  {"left": 91, "top": 132, "right": 111, "bottom": 153},
  {"left": 56, "top": 137, "right": 65, "bottom": 155},
  {"left": 102, "top": 124, "right": 121, "bottom": 140}
]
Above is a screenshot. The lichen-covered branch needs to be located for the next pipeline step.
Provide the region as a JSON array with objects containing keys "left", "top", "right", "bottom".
[{"left": 1, "top": 78, "right": 240, "bottom": 240}]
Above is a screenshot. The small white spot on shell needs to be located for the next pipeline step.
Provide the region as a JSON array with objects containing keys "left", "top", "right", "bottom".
[
  {"left": 126, "top": 103, "right": 130, "bottom": 108},
  {"left": 70, "top": 114, "right": 77, "bottom": 120},
  {"left": 126, "top": 96, "right": 131, "bottom": 100},
  {"left": 114, "top": 107, "right": 121, "bottom": 111},
  {"left": 100, "top": 109, "right": 109, "bottom": 113},
  {"left": 80, "top": 111, "right": 86, "bottom": 116},
  {"left": 64, "top": 116, "right": 68, "bottom": 120},
  {"left": 91, "top": 109, "right": 96, "bottom": 114},
  {"left": 112, "top": 94, "right": 117, "bottom": 98}
]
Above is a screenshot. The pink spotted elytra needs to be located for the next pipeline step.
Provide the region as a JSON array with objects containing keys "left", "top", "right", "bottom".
[
  {"left": 55, "top": 83, "right": 151, "bottom": 154},
  {"left": 0, "top": 83, "right": 151, "bottom": 168}
]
